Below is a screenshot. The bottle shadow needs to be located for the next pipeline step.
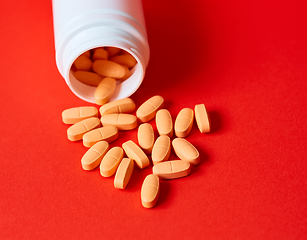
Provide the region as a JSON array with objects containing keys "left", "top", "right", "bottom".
[{"left": 134, "top": 1, "right": 214, "bottom": 100}]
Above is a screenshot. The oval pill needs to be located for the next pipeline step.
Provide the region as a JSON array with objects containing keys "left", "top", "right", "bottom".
[
  {"left": 194, "top": 104, "right": 210, "bottom": 133},
  {"left": 62, "top": 106, "right": 98, "bottom": 124},
  {"left": 152, "top": 160, "right": 191, "bottom": 179},
  {"left": 172, "top": 138, "right": 200, "bottom": 165},
  {"left": 94, "top": 77, "right": 117, "bottom": 105},
  {"left": 114, "top": 158, "right": 134, "bottom": 189},
  {"left": 151, "top": 135, "right": 171, "bottom": 165},
  {"left": 136, "top": 95, "right": 164, "bottom": 122},
  {"left": 156, "top": 109, "right": 173, "bottom": 137},
  {"left": 100, "top": 147, "right": 124, "bottom": 177},
  {"left": 100, "top": 113, "right": 137, "bottom": 131},
  {"left": 141, "top": 174, "right": 160, "bottom": 208},
  {"left": 109, "top": 54, "right": 137, "bottom": 69},
  {"left": 73, "top": 71, "right": 103, "bottom": 86},
  {"left": 174, "top": 108, "right": 194, "bottom": 138},
  {"left": 81, "top": 141, "right": 109, "bottom": 170},
  {"left": 137, "top": 123, "right": 155, "bottom": 154},
  {"left": 81, "top": 50, "right": 91, "bottom": 58},
  {"left": 73, "top": 55, "right": 92, "bottom": 71},
  {"left": 105, "top": 47, "right": 122, "bottom": 58},
  {"left": 99, "top": 98, "right": 136, "bottom": 116},
  {"left": 92, "top": 47, "right": 108, "bottom": 61},
  {"left": 92, "top": 59, "right": 126, "bottom": 79},
  {"left": 67, "top": 117, "right": 101, "bottom": 141},
  {"left": 83, "top": 126, "right": 118, "bottom": 147},
  {"left": 117, "top": 65, "right": 131, "bottom": 81},
  {"left": 122, "top": 140, "right": 150, "bottom": 169}
]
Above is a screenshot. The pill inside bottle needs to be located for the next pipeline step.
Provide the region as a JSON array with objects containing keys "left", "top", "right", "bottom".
[{"left": 70, "top": 47, "right": 139, "bottom": 103}]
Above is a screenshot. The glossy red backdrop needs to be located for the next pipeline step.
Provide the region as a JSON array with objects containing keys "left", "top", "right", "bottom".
[{"left": 1, "top": 0, "right": 307, "bottom": 239}]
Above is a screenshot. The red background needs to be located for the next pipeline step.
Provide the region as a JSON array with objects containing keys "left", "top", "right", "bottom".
[{"left": 1, "top": 0, "right": 307, "bottom": 239}]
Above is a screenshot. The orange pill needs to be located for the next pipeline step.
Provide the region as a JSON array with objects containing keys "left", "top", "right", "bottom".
[
  {"left": 174, "top": 108, "right": 194, "bottom": 138},
  {"left": 73, "top": 71, "right": 103, "bottom": 86},
  {"left": 92, "top": 59, "right": 126, "bottom": 79},
  {"left": 136, "top": 95, "right": 164, "bottom": 122},
  {"left": 156, "top": 109, "right": 173, "bottom": 137},
  {"left": 137, "top": 123, "right": 155, "bottom": 154},
  {"left": 81, "top": 50, "right": 91, "bottom": 58},
  {"left": 67, "top": 117, "right": 101, "bottom": 141},
  {"left": 141, "top": 174, "right": 160, "bottom": 208},
  {"left": 62, "top": 106, "right": 98, "bottom": 124},
  {"left": 94, "top": 77, "right": 117, "bottom": 105},
  {"left": 105, "top": 47, "right": 122, "bottom": 58},
  {"left": 83, "top": 126, "right": 118, "bottom": 147},
  {"left": 122, "top": 140, "right": 150, "bottom": 169},
  {"left": 109, "top": 54, "right": 137, "bottom": 69},
  {"left": 92, "top": 47, "right": 109, "bottom": 61},
  {"left": 151, "top": 135, "right": 171, "bottom": 165},
  {"left": 99, "top": 98, "right": 136, "bottom": 116},
  {"left": 194, "top": 104, "right": 210, "bottom": 133},
  {"left": 172, "top": 138, "right": 200, "bottom": 165},
  {"left": 100, "top": 113, "right": 137, "bottom": 131},
  {"left": 117, "top": 66, "right": 131, "bottom": 81},
  {"left": 121, "top": 50, "right": 132, "bottom": 56},
  {"left": 114, "top": 158, "right": 134, "bottom": 189},
  {"left": 100, "top": 147, "right": 124, "bottom": 177},
  {"left": 152, "top": 160, "right": 191, "bottom": 179},
  {"left": 81, "top": 141, "right": 109, "bottom": 170},
  {"left": 73, "top": 55, "right": 92, "bottom": 71}
]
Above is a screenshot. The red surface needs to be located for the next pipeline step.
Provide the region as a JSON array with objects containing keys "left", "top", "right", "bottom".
[{"left": 1, "top": 0, "right": 307, "bottom": 239}]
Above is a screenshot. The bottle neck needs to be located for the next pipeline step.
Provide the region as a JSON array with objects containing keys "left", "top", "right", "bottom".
[{"left": 56, "top": 23, "right": 149, "bottom": 103}]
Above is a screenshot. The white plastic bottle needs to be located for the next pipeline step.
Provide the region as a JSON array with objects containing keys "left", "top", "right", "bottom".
[{"left": 52, "top": 0, "right": 150, "bottom": 103}]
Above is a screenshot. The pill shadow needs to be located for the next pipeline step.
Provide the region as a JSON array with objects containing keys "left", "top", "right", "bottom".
[
  {"left": 125, "top": 165, "right": 150, "bottom": 191},
  {"left": 156, "top": 180, "right": 172, "bottom": 208},
  {"left": 141, "top": 1, "right": 212, "bottom": 91},
  {"left": 195, "top": 144, "right": 210, "bottom": 167},
  {"left": 207, "top": 110, "right": 223, "bottom": 133}
]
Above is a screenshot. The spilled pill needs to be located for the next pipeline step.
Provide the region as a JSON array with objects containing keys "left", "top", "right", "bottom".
[
  {"left": 152, "top": 160, "right": 191, "bottom": 179},
  {"left": 100, "top": 147, "right": 124, "bottom": 177},
  {"left": 81, "top": 141, "right": 109, "bottom": 170},
  {"left": 136, "top": 95, "right": 164, "bottom": 122},
  {"left": 67, "top": 117, "right": 101, "bottom": 141},
  {"left": 73, "top": 55, "right": 92, "bottom": 71},
  {"left": 122, "top": 140, "right": 150, "bottom": 169},
  {"left": 73, "top": 71, "right": 103, "bottom": 86},
  {"left": 62, "top": 106, "right": 98, "bottom": 124},
  {"left": 137, "top": 123, "right": 155, "bottom": 154},
  {"left": 100, "top": 113, "right": 137, "bottom": 131},
  {"left": 94, "top": 77, "right": 117, "bottom": 105},
  {"left": 99, "top": 98, "right": 136, "bottom": 116},
  {"left": 92, "top": 59, "right": 126, "bottom": 79},
  {"left": 151, "top": 135, "right": 171, "bottom": 165},
  {"left": 174, "top": 108, "right": 194, "bottom": 138},
  {"left": 156, "top": 109, "right": 173, "bottom": 137},
  {"left": 172, "top": 138, "right": 200, "bottom": 165},
  {"left": 83, "top": 126, "right": 118, "bottom": 147},
  {"left": 114, "top": 158, "right": 134, "bottom": 189},
  {"left": 194, "top": 104, "right": 210, "bottom": 133},
  {"left": 141, "top": 174, "right": 160, "bottom": 208}
]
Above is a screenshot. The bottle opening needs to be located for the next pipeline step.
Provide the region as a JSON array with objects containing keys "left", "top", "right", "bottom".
[{"left": 68, "top": 46, "right": 144, "bottom": 103}]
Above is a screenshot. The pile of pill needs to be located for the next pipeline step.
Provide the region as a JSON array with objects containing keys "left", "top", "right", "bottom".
[
  {"left": 71, "top": 47, "right": 137, "bottom": 105},
  {"left": 62, "top": 95, "right": 210, "bottom": 208}
]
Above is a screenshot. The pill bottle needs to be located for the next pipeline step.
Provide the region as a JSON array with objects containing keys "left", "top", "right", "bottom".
[{"left": 52, "top": 0, "right": 150, "bottom": 103}]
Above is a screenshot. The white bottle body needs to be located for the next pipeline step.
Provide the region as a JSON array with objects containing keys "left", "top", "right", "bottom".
[{"left": 52, "top": 0, "right": 150, "bottom": 103}]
